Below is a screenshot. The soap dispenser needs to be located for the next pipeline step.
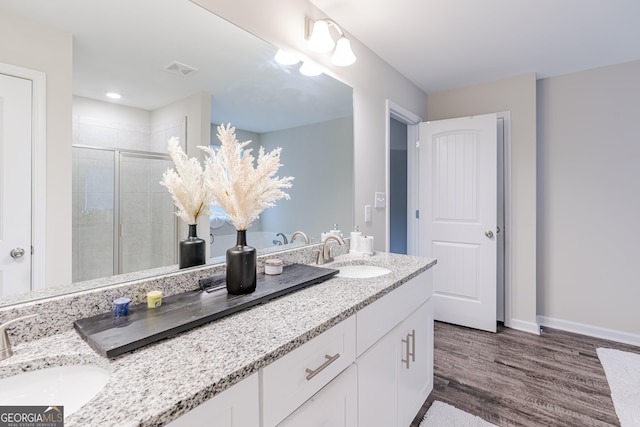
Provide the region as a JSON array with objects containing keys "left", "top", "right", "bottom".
[{"left": 350, "top": 225, "right": 362, "bottom": 253}]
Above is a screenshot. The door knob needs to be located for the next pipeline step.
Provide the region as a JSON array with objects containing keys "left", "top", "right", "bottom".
[
  {"left": 10, "top": 248, "right": 25, "bottom": 259},
  {"left": 484, "top": 230, "right": 494, "bottom": 238}
]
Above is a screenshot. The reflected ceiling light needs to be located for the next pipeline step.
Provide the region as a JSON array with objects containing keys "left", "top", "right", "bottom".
[
  {"left": 305, "top": 17, "right": 356, "bottom": 66},
  {"left": 299, "top": 61, "right": 323, "bottom": 77},
  {"left": 106, "top": 92, "right": 122, "bottom": 99},
  {"left": 274, "top": 49, "right": 301, "bottom": 65}
]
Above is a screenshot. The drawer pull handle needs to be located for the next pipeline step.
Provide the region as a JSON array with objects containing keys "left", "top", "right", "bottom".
[{"left": 305, "top": 353, "right": 340, "bottom": 380}]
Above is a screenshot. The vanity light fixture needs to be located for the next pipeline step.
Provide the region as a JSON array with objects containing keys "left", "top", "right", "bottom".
[
  {"left": 106, "top": 92, "right": 122, "bottom": 99},
  {"left": 305, "top": 17, "right": 356, "bottom": 66}
]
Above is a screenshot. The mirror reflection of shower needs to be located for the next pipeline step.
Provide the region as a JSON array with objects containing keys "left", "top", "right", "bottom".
[{"left": 71, "top": 101, "right": 184, "bottom": 282}]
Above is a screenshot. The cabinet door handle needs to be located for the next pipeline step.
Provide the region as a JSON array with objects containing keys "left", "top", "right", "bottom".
[
  {"left": 409, "top": 329, "right": 416, "bottom": 363},
  {"left": 305, "top": 353, "right": 340, "bottom": 380},
  {"left": 401, "top": 334, "right": 411, "bottom": 369}
]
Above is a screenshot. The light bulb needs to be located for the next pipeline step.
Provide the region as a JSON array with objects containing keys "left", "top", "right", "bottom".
[
  {"left": 307, "top": 20, "right": 335, "bottom": 53},
  {"left": 331, "top": 37, "right": 356, "bottom": 66}
]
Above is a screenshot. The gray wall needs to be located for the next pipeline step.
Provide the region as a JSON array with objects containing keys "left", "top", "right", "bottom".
[
  {"left": 260, "top": 117, "right": 354, "bottom": 242},
  {"left": 537, "top": 59, "right": 640, "bottom": 336}
]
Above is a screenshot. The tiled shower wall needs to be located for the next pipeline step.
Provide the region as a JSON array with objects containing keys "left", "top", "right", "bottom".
[{"left": 72, "top": 114, "right": 184, "bottom": 282}]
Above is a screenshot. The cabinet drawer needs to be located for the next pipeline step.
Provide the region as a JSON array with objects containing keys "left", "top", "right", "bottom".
[
  {"left": 262, "top": 315, "right": 356, "bottom": 427},
  {"left": 356, "top": 269, "right": 432, "bottom": 356},
  {"left": 278, "top": 364, "right": 357, "bottom": 427}
]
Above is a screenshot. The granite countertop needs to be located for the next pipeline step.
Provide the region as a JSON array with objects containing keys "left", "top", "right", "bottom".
[{"left": 0, "top": 252, "right": 435, "bottom": 426}]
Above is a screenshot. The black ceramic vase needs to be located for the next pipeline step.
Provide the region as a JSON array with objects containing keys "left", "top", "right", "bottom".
[
  {"left": 226, "top": 229, "right": 257, "bottom": 295},
  {"left": 179, "top": 224, "right": 206, "bottom": 269}
]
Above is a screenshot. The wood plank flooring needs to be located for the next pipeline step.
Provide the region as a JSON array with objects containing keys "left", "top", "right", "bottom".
[{"left": 410, "top": 322, "right": 640, "bottom": 426}]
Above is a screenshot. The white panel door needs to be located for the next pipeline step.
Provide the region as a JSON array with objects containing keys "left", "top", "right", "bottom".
[
  {"left": 419, "top": 114, "right": 497, "bottom": 332},
  {"left": 0, "top": 73, "right": 32, "bottom": 296}
]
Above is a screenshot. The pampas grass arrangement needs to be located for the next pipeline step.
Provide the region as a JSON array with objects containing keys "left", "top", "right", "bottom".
[
  {"left": 199, "top": 124, "right": 294, "bottom": 231},
  {"left": 160, "top": 137, "right": 215, "bottom": 225}
]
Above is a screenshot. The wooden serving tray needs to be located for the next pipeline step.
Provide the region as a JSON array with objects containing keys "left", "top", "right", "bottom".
[{"left": 74, "top": 263, "right": 339, "bottom": 358}]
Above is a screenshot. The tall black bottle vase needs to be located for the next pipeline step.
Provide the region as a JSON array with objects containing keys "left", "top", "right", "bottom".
[
  {"left": 179, "top": 224, "right": 206, "bottom": 269},
  {"left": 226, "top": 229, "right": 257, "bottom": 295}
]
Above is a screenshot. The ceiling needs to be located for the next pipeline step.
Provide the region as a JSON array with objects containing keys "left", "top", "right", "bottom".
[
  {"left": 0, "top": 0, "right": 352, "bottom": 133},
  {"left": 310, "top": 0, "right": 640, "bottom": 93}
]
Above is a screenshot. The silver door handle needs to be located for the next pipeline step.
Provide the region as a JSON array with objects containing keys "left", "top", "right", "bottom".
[
  {"left": 10, "top": 248, "right": 25, "bottom": 259},
  {"left": 484, "top": 230, "right": 494, "bottom": 238},
  {"left": 305, "top": 353, "right": 340, "bottom": 380},
  {"left": 401, "top": 333, "right": 411, "bottom": 369}
]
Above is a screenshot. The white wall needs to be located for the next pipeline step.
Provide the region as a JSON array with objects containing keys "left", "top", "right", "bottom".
[
  {"left": 0, "top": 11, "right": 73, "bottom": 287},
  {"left": 427, "top": 73, "right": 538, "bottom": 331},
  {"left": 537, "top": 60, "right": 640, "bottom": 337},
  {"left": 191, "top": 0, "right": 428, "bottom": 251},
  {"left": 153, "top": 91, "right": 212, "bottom": 256}
]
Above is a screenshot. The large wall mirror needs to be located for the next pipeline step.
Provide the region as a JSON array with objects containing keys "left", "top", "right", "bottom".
[{"left": 0, "top": 0, "right": 354, "bottom": 306}]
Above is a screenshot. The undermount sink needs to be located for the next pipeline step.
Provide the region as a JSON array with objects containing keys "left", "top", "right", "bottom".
[
  {"left": 0, "top": 365, "right": 109, "bottom": 416},
  {"left": 336, "top": 265, "right": 392, "bottom": 279}
]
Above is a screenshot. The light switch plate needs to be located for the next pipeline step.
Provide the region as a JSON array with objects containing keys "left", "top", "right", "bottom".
[
  {"left": 364, "top": 205, "right": 372, "bottom": 223},
  {"left": 374, "top": 192, "right": 386, "bottom": 208}
]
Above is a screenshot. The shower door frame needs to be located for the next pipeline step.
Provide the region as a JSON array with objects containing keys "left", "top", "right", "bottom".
[
  {"left": 115, "top": 150, "right": 179, "bottom": 275},
  {"left": 73, "top": 145, "right": 178, "bottom": 278}
]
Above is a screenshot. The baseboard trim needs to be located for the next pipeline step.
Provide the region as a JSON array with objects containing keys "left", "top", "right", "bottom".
[
  {"left": 506, "top": 318, "right": 540, "bottom": 335},
  {"left": 538, "top": 316, "right": 640, "bottom": 347}
]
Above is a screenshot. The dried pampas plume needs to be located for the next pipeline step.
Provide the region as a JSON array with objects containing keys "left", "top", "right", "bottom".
[
  {"left": 160, "top": 137, "right": 215, "bottom": 225},
  {"left": 199, "top": 124, "right": 294, "bottom": 231}
]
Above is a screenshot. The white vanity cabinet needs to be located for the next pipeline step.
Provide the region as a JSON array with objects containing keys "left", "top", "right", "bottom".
[
  {"left": 167, "top": 372, "right": 259, "bottom": 427},
  {"left": 167, "top": 268, "right": 433, "bottom": 427},
  {"left": 356, "top": 271, "right": 434, "bottom": 427}
]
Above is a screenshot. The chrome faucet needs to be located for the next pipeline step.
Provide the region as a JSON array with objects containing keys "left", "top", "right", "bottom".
[
  {"left": 275, "top": 232, "right": 288, "bottom": 245},
  {"left": 1, "top": 314, "right": 37, "bottom": 361},
  {"left": 291, "top": 231, "right": 309, "bottom": 244},
  {"left": 317, "top": 235, "right": 345, "bottom": 265}
]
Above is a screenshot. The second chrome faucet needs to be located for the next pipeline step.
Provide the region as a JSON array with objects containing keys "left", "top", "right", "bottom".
[{"left": 316, "top": 235, "right": 345, "bottom": 265}]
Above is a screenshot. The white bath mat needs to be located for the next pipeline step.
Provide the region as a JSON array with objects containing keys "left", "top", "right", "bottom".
[
  {"left": 420, "top": 401, "right": 497, "bottom": 427},
  {"left": 597, "top": 348, "right": 640, "bottom": 426}
]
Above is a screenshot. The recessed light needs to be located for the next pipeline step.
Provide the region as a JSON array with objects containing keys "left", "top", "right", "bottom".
[{"left": 106, "top": 92, "right": 122, "bottom": 99}]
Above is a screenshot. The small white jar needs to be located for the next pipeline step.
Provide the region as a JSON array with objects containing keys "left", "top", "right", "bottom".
[{"left": 264, "top": 258, "right": 283, "bottom": 275}]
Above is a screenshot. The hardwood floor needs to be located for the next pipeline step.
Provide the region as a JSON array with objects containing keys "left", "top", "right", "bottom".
[{"left": 410, "top": 321, "right": 640, "bottom": 426}]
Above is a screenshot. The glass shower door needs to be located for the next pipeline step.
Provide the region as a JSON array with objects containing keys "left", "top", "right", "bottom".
[
  {"left": 72, "top": 147, "right": 116, "bottom": 282},
  {"left": 118, "top": 153, "right": 177, "bottom": 274}
]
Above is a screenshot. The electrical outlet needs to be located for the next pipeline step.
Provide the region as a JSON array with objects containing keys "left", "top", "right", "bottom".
[
  {"left": 374, "top": 192, "right": 386, "bottom": 208},
  {"left": 364, "top": 204, "right": 372, "bottom": 223}
]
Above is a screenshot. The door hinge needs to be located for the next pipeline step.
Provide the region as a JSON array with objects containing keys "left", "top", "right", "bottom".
[
  {"left": 415, "top": 209, "right": 420, "bottom": 219},
  {"left": 415, "top": 140, "right": 420, "bottom": 148}
]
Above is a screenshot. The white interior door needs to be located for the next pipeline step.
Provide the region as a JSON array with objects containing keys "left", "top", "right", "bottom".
[
  {"left": 0, "top": 73, "right": 32, "bottom": 296},
  {"left": 418, "top": 114, "right": 497, "bottom": 332}
]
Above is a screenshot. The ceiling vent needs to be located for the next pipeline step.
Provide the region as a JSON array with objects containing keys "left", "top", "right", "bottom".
[{"left": 163, "top": 61, "right": 199, "bottom": 77}]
